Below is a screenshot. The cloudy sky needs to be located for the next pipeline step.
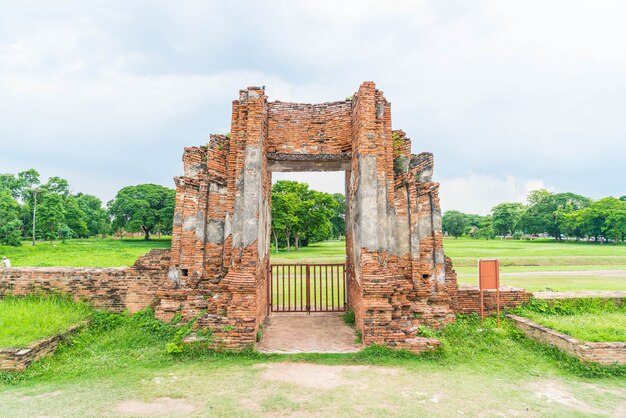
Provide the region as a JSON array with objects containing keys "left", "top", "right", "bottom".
[{"left": 1, "top": 1, "right": 625, "bottom": 214}]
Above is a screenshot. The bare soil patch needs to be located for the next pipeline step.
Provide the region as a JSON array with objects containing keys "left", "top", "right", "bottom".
[
  {"left": 530, "top": 380, "right": 600, "bottom": 415},
  {"left": 116, "top": 397, "right": 197, "bottom": 417},
  {"left": 257, "top": 362, "right": 398, "bottom": 389}
]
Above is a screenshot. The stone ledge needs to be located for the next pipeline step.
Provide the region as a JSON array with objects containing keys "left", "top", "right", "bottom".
[
  {"left": 507, "top": 314, "right": 626, "bottom": 366},
  {"left": 0, "top": 322, "right": 86, "bottom": 371}
]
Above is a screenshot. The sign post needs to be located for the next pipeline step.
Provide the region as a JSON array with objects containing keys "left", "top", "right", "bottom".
[{"left": 478, "top": 259, "right": 500, "bottom": 327}]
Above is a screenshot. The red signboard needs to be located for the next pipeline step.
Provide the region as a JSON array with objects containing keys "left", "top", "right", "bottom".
[
  {"left": 479, "top": 259, "right": 500, "bottom": 290},
  {"left": 478, "top": 259, "right": 501, "bottom": 327}
]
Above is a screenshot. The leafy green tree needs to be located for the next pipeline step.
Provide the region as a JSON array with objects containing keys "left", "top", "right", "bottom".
[
  {"left": 42, "top": 176, "right": 70, "bottom": 197},
  {"left": 491, "top": 202, "right": 524, "bottom": 236},
  {"left": 108, "top": 184, "right": 175, "bottom": 240},
  {"left": 0, "top": 169, "right": 40, "bottom": 201},
  {"left": 271, "top": 190, "right": 298, "bottom": 252},
  {"left": 569, "top": 197, "right": 626, "bottom": 244},
  {"left": 64, "top": 196, "right": 88, "bottom": 238},
  {"left": 442, "top": 210, "right": 466, "bottom": 238},
  {"left": 271, "top": 181, "right": 339, "bottom": 250},
  {"left": 76, "top": 193, "right": 110, "bottom": 236},
  {"left": 0, "top": 190, "right": 22, "bottom": 246},
  {"left": 475, "top": 215, "right": 495, "bottom": 240},
  {"left": 330, "top": 193, "right": 346, "bottom": 239},
  {"left": 520, "top": 190, "right": 591, "bottom": 239},
  {"left": 37, "top": 193, "right": 66, "bottom": 242},
  {"left": 620, "top": 195, "right": 626, "bottom": 202},
  {"left": 462, "top": 213, "right": 483, "bottom": 237}
]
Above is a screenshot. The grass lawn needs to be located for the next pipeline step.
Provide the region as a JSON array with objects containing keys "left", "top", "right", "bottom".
[
  {"left": 0, "top": 238, "right": 171, "bottom": 268},
  {"left": 1, "top": 237, "right": 624, "bottom": 291},
  {"left": 514, "top": 298, "right": 626, "bottom": 342},
  {"left": 0, "top": 295, "right": 91, "bottom": 348},
  {"left": 0, "top": 304, "right": 624, "bottom": 417},
  {"left": 272, "top": 238, "right": 626, "bottom": 292},
  {"left": 271, "top": 240, "right": 346, "bottom": 264},
  {"left": 524, "top": 313, "right": 626, "bottom": 342}
]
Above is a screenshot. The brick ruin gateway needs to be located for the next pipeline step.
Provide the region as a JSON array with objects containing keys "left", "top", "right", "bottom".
[
  {"left": 0, "top": 81, "right": 531, "bottom": 353},
  {"left": 167, "top": 81, "right": 461, "bottom": 352}
]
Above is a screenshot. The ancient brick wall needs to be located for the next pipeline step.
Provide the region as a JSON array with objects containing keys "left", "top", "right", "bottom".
[
  {"left": 455, "top": 283, "right": 532, "bottom": 315},
  {"left": 267, "top": 101, "right": 352, "bottom": 155},
  {"left": 0, "top": 250, "right": 172, "bottom": 313},
  {"left": 0, "top": 81, "right": 533, "bottom": 354}
]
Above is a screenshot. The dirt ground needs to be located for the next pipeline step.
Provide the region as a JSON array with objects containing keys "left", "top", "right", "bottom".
[{"left": 2, "top": 361, "right": 625, "bottom": 417}]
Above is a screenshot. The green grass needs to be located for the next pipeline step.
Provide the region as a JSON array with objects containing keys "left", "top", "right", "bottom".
[
  {"left": 0, "top": 238, "right": 171, "bottom": 267},
  {"left": 271, "top": 238, "right": 626, "bottom": 292},
  {"left": 524, "top": 313, "right": 626, "bottom": 342},
  {"left": 513, "top": 298, "right": 626, "bottom": 342},
  {"left": 271, "top": 240, "right": 346, "bottom": 264},
  {"left": 0, "top": 295, "right": 91, "bottom": 348},
  {"left": 444, "top": 237, "right": 626, "bottom": 258},
  {"left": 0, "top": 306, "right": 624, "bottom": 416}
]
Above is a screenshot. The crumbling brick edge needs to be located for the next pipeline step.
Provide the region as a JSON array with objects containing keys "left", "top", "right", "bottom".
[
  {"left": 0, "top": 322, "right": 86, "bottom": 371},
  {"left": 507, "top": 314, "right": 626, "bottom": 366}
]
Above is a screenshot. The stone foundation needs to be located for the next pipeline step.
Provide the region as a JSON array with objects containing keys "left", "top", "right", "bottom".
[
  {"left": 508, "top": 314, "right": 626, "bottom": 366},
  {"left": 0, "top": 322, "right": 85, "bottom": 371}
]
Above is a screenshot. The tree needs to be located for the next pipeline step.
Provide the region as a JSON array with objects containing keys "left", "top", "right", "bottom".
[
  {"left": 620, "top": 196, "right": 626, "bottom": 202},
  {"left": 520, "top": 189, "right": 591, "bottom": 239},
  {"left": 271, "top": 181, "right": 339, "bottom": 251},
  {"left": 568, "top": 197, "right": 626, "bottom": 244},
  {"left": 330, "top": 193, "right": 346, "bottom": 239},
  {"left": 442, "top": 210, "right": 466, "bottom": 238},
  {"left": 42, "top": 176, "right": 70, "bottom": 197},
  {"left": 491, "top": 203, "right": 524, "bottom": 236},
  {"left": 64, "top": 196, "right": 88, "bottom": 238},
  {"left": 108, "top": 184, "right": 175, "bottom": 240},
  {"left": 76, "top": 193, "right": 110, "bottom": 236},
  {"left": 0, "top": 190, "right": 22, "bottom": 246},
  {"left": 475, "top": 215, "right": 495, "bottom": 240},
  {"left": 0, "top": 169, "right": 40, "bottom": 201},
  {"left": 271, "top": 190, "right": 298, "bottom": 253},
  {"left": 37, "top": 193, "right": 66, "bottom": 243}
]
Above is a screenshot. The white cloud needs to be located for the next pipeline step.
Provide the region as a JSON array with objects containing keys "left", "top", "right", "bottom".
[
  {"left": 272, "top": 172, "right": 345, "bottom": 196},
  {"left": 0, "top": 0, "right": 625, "bottom": 206},
  {"left": 439, "top": 173, "right": 548, "bottom": 214}
]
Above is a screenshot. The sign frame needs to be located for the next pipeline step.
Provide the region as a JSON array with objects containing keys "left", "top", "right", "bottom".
[{"left": 478, "top": 258, "right": 501, "bottom": 327}]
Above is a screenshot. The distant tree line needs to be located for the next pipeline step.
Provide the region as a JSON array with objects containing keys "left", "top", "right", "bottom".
[
  {"left": 0, "top": 169, "right": 175, "bottom": 246},
  {"left": 443, "top": 190, "right": 626, "bottom": 244},
  {"left": 271, "top": 180, "right": 344, "bottom": 252}
]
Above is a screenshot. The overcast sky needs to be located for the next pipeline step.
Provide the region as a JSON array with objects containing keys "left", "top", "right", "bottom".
[{"left": 1, "top": 1, "right": 625, "bottom": 214}]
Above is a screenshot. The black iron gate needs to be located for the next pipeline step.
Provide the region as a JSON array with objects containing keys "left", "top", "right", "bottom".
[{"left": 269, "top": 263, "right": 347, "bottom": 313}]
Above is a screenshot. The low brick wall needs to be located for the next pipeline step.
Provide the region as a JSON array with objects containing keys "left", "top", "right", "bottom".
[
  {"left": 507, "top": 314, "right": 626, "bottom": 366},
  {"left": 0, "top": 250, "right": 172, "bottom": 313},
  {"left": 456, "top": 284, "right": 532, "bottom": 315},
  {"left": 0, "top": 322, "right": 85, "bottom": 371}
]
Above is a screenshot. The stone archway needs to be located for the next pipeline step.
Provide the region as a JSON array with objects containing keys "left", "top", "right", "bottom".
[{"left": 166, "top": 81, "right": 458, "bottom": 353}]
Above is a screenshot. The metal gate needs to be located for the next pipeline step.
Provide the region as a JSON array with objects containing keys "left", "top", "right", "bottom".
[{"left": 269, "top": 263, "right": 347, "bottom": 313}]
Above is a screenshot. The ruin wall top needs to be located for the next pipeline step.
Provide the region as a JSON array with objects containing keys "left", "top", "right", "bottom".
[{"left": 267, "top": 100, "right": 353, "bottom": 155}]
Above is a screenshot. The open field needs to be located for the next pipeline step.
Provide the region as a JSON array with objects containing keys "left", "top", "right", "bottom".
[
  {"left": 0, "top": 295, "right": 90, "bottom": 348},
  {"left": 0, "top": 238, "right": 171, "bottom": 268},
  {"left": 271, "top": 240, "right": 347, "bottom": 264},
  {"left": 1, "top": 237, "right": 625, "bottom": 291},
  {"left": 0, "top": 303, "right": 624, "bottom": 417},
  {"left": 272, "top": 239, "right": 626, "bottom": 292}
]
